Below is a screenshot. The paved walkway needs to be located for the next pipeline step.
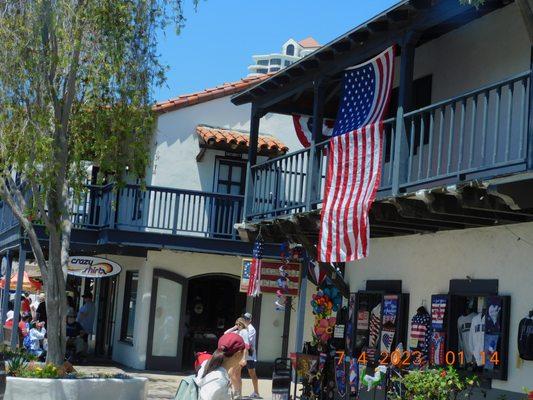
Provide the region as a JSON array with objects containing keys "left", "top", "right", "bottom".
[{"left": 76, "top": 364, "right": 277, "bottom": 400}]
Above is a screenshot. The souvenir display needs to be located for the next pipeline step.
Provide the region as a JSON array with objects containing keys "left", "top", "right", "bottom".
[
  {"left": 430, "top": 331, "right": 446, "bottom": 366},
  {"left": 348, "top": 357, "right": 358, "bottom": 396},
  {"left": 518, "top": 310, "right": 533, "bottom": 361},
  {"left": 334, "top": 356, "right": 346, "bottom": 396},
  {"left": 360, "top": 365, "right": 387, "bottom": 391},
  {"left": 311, "top": 285, "right": 341, "bottom": 345},
  {"left": 457, "top": 309, "right": 476, "bottom": 364}
]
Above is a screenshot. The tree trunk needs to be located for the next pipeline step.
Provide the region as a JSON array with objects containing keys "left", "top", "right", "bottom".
[{"left": 45, "top": 224, "right": 68, "bottom": 365}]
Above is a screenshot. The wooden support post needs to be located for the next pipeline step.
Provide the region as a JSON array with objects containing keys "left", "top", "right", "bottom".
[
  {"left": 294, "top": 253, "right": 309, "bottom": 353},
  {"left": 526, "top": 47, "right": 533, "bottom": 170},
  {"left": 392, "top": 32, "right": 418, "bottom": 195},
  {"left": 281, "top": 297, "right": 292, "bottom": 358},
  {"left": 243, "top": 105, "right": 264, "bottom": 221},
  {"left": 0, "top": 250, "right": 12, "bottom": 343},
  {"left": 11, "top": 246, "right": 26, "bottom": 349},
  {"left": 305, "top": 79, "right": 327, "bottom": 210}
]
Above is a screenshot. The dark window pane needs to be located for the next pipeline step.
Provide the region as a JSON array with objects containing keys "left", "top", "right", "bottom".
[
  {"left": 286, "top": 44, "right": 295, "bottom": 56},
  {"left": 270, "top": 58, "right": 281, "bottom": 65},
  {"left": 121, "top": 271, "right": 139, "bottom": 342}
]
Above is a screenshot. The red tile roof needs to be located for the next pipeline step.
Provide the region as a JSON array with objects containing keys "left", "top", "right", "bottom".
[
  {"left": 298, "top": 37, "right": 320, "bottom": 48},
  {"left": 153, "top": 74, "right": 273, "bottom": 113},
  {"left": 196, "top": 125, "right": 288, "bottom": 157}
]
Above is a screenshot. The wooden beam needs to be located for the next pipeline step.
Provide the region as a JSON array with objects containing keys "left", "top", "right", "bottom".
[
  {"left": 367, "top": 20, "right": 389, "bottom": 33},
  {"left": 387, "top": 9, "right": 411, "bottom": 22}
]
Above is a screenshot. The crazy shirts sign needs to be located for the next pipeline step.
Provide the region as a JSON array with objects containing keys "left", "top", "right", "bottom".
[{"left": 67, "top": 256, "right": 122, "bottom": 278}]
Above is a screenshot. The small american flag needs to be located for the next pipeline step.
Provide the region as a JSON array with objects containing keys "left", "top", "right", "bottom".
[
  {"left": 318, "top": 46, "right": 395, "bottom": 262},
  {"left": 247, "top": 238, "right": 263, "bottom": 297}
]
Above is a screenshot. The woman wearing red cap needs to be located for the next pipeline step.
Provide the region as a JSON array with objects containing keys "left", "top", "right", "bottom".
[{"left": 194, "top": 333, "right": 246, "bottom": 400}]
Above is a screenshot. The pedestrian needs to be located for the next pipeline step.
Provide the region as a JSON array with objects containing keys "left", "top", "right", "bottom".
[
  {"left": 66, "top": 295, "right": 75, "bottom": 317},
  {"left": 35, "top": 293, "right": 47, "bottom": 324},
  {"left": 66, "top": 312, "right": 85, "bottom": 363},
  {"left": 194, "top": 333, "right": 246, "bottom": 400},
  {"left": 224, "top": 318, "right": 249, "bottom": 399},
  {"left": 21, "top": 293, "right": 31, "bottom": 315},
  {"left": 77, "top": 292, "right": 95, "bottom": 356},
  {"left": 243, "top": 312, "right": 261, "bottom": 398},
  {"left": 27, "top": 321, "right": 47, "bottom": 360}
]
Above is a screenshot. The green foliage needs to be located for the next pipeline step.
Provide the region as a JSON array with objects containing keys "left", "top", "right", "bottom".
[
  {"left": 388, "top": 367, "right": 478, "bottom": 400},
  {"left": 6, "top": 355, "right": 30, "bottom": 377}
]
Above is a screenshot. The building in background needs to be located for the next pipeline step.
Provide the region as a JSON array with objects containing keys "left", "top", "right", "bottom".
[{"left": 247, "top": 37, "right": 320, "bottom": 76}]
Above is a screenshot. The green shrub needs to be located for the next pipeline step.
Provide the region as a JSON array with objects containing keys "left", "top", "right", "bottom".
[{"left": 388, "top": 367, "right": 478, "bottom": 400}]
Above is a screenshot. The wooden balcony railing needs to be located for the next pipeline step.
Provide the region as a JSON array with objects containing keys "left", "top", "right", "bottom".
[
  {"left": 0, "top": 185, "right": 244, "bottom": 240},
  {"left": 245, "top": 71, "right": 531, "bottom": 220}
]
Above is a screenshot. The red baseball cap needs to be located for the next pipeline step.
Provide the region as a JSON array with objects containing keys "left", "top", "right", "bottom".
[{"left": 218, "top": 333, "right": 245, "bottom": 356}]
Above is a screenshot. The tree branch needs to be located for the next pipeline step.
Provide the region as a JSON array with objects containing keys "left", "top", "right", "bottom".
[{"left": 0, "top": 176, "right": 48, "bottom": 282}]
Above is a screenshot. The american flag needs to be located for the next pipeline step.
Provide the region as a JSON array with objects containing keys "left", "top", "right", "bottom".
[
  {"left": 318, "top": 46, "right": 395, "bottom": 263},
  {"left": 247, "top": 238, "right": 263, "bottom": 297}
]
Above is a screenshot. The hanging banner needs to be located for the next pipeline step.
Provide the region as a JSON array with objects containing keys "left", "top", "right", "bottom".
[
  {"left": 67, "top": 256, "right": 121, "bottom": 278},
  {"left": 240, "top": 258, "right": 301, "bottom": 296}
]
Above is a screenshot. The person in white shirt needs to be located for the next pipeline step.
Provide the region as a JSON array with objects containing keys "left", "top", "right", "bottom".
[
  {"left": 28, "top": 321, "right": 47, "bottom": 360},
  {"left": 224, "top": 318, "right": 249, "bottom": 399},
  {"left": 243, "top": 312, "right": 261, "bottom": 398},
  {"left": 194, "top": 332, "right": 246, "bottom": 400}
]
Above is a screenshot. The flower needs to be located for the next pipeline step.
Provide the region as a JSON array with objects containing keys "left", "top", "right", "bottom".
[
  {"left": 440, "top": 370, "right": 447, "bottom": 378},
  {"left": 314, "top": 317, "right": 337, "bottom": 343}
]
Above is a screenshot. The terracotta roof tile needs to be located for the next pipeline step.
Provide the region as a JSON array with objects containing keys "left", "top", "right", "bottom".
[
  {"left": 154, "top": 74, "right": 273, "bottom": 113},
  {"left": 298, "top": 37, "right": 320, "bottom": 48},
  {"left": 196, "top": 125, "right": 288, "bottom": 157}
]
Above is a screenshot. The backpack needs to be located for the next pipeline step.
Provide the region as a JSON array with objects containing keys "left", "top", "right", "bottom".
[
  {"left": 174, "top": 375, "right": 198, "bottom": 400},
  {"left": 518, "top": 317, "right": 533, "bottom": 361}
]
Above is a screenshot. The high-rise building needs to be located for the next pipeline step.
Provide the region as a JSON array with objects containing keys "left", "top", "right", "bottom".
[{"left": 247, "top": 37, "right": 320, "bottom": 76}]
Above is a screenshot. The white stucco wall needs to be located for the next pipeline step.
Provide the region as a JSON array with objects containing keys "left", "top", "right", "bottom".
[
  {"left": 345, "top": 222, "right": 533, "bottom": 394},
  {"left": 109, "top": 249, "right": 308, "bottom": 368},
  {"left": 147, "top": 96, "right": 301, "bottom": 191}
]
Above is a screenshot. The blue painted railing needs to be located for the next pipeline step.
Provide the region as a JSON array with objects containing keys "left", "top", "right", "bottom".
[
  {"left": 0, "top": 185, "right": 243, "bottom": 240},
  {"left": 246, "top": 71, "right": 531, "bottom": 220}
]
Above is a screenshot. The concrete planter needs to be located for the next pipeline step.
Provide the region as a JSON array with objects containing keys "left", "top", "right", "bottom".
[{"left": 4, "top": 376, "right": 148, "bottom": 400}]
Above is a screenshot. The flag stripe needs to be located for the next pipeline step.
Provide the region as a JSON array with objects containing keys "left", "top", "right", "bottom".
[{"left": 318, "top": 46, "right": 395, "bottom": 263}]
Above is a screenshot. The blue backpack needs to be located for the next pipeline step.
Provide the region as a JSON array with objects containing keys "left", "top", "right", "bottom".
[{"left": 174, "top": 375, "right": 198, "bottom": 400}]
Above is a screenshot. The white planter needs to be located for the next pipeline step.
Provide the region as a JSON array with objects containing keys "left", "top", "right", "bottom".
[{"left": 4, "top": 376, "right": 148, "bottom": 400}]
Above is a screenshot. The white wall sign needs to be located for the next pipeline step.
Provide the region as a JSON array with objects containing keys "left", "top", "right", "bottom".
[{"left": 67, "top": 256, "right": 121, "bottom": 278}]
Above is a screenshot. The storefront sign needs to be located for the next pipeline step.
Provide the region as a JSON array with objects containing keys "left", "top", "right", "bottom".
[
  {"left": 67, "top": 256, "right": 121, "bottom": 278},
  {"left": 240, "top": 258, "right": 301, "bottom": 296}
]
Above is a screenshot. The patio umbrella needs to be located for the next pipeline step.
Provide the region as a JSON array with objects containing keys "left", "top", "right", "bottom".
[{"left": 0, "top": 271, "right": 42, "bottom": 293}]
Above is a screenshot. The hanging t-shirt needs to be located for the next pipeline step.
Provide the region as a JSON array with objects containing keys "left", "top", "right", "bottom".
[
  {"left": 518, "top": 317, "right": 533, "bottom": 361},
  {"left": 409, "top": 312, "right": 432, "bottom": 365},
  {"left": 431, "top": 295, "right": 448, "bottom": 331},
  {"left": 457, "top": 312, "right": 476, "bottom": 363},
  {"left": 469, "top": 313, "right": 485, "bottom": 366},
  {"left": 485, "top": 297, "right": 502, "bottom": 334},
  {"left": 484, "top": 333, "right": 499, "bottom": 370}
]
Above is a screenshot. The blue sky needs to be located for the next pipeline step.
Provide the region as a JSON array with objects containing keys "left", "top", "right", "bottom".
[{"left": 155, "top": 0, "right": 398, "bottom": 101}]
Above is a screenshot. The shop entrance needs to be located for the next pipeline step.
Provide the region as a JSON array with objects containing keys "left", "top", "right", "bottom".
[{"left": 182, "top": 274, "right": 247, "bottom": 370}]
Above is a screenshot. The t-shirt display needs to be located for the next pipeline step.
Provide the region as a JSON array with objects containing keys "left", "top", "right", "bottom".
[
  {"left": 457, "top": 312, "right": 476, "bottom": 363},
  {"left": 485, "top": 297, "right": 502, "bottom": 334}
]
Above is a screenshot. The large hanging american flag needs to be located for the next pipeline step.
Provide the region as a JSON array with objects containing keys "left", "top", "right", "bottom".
[
  {"left": 247, "top": 238, "right": 263, "bottom": 297},
  {"left": 318, "top": 46, "right": 395, "bottom": 263}
]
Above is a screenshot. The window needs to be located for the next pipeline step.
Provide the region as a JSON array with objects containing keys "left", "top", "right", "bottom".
[
  {"left": 256, "top": 68, "right": 268, "bottom": 74},
  {"left": 284, "top": 60, "right": 291, "bottom": 67},
  {"left": 270, "top": 58, "right": 281, "bottom": 65},
  {"left": 286, "top": 44, "right": 295, "bottom": 56},
  {"left": 257, "top": 59, "right": 269, "bottom": 66},
  {"left": 270, "top": 67, "right": 280, "bottom": 72},
  {"left": 120, "top": 271, "right": 139, "bottom": 343}
]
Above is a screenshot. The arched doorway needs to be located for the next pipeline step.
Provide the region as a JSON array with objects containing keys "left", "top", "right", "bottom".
[{"left": 182, "top": 274, "right": 247, "bottom": 369}]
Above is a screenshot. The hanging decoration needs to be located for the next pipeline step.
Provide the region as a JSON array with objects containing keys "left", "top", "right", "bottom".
[
  {"left": 275, "top": 242, "right": 303, "bottom": 311},
  {"left": 360, "top": 365, "right": 387, "bottom": 391},
  {"left": 247, "top": 235, "right": 263, "bottom": 297},
  {"left": 311, "top": 284, "right": 342, "bottom": 346}
]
